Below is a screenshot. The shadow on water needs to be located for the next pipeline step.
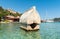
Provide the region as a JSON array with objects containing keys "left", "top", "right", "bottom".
[
  {"left": 0, "top": 23, "right": 41, "bottom": 39},
  {"left": 19, "top": 24, "right": 41, "bottom": 39},
  {"left": 19, "top": 28, "right": 41, "bottom": 39}
]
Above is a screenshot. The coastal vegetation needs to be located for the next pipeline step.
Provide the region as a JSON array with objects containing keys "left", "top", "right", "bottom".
[
  {"left": 0, "top": 6, "right": 22, "bottom": 22},
  {"left": 0, "top": 6, "right": 60, "bottom": 23},
  {"left": 54, "top": 18, "right": 60, "bottom": 22}
]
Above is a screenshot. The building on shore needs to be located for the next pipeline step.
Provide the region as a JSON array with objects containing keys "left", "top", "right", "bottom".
[
  {"left": 5, "top": 15, "right": 20, "bottom": 22},
  {"left": 4, "top": 9, "right": 21, "bottom": 22},
  {"left": 7, "top": 9, "right": 17, "bottom": 14}
]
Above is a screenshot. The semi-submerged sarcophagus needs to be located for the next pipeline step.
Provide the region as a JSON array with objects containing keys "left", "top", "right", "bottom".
[{"left": 20, "top": 6, "right": 41, "bottom": 31}]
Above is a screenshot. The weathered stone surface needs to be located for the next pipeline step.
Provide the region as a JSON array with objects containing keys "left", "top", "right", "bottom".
[
  {"left": 20, "top": 6, "right": 41, "bottom": 30},
  {"left": 20, "top": 6, "right": 41, "bottom": 24}
]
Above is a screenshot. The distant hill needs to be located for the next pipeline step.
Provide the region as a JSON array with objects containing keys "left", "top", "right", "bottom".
[
  {"left": 54, "top": 18, "right": 60, "bottom": 22},
  {"left": 0, "top": 6, "right": 22, "bottom": 21}
]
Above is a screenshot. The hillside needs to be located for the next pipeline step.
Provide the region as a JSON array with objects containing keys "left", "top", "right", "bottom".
[{"left": 0, "top": 6, "right": 22, "bottom": 22}]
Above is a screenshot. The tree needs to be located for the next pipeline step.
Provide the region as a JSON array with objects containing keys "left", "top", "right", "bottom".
[
  {"left": 0, "top": 6, "right": 22, "bottom": 22},
  {"left": 54, "top": 18, "right": 60, "bottom": 22},
  {"left": 0, "top": 6, "right": 4, "bottom": 11}
]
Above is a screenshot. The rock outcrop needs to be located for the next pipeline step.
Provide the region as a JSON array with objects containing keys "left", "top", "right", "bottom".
[
  {"left": 20, "top": 6, "right": 41, "bottom": 24},
  {"left": 20, "top": 6, "right": 41, "bottom": 30}
]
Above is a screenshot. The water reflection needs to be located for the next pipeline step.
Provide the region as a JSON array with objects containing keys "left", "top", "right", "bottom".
[
  {"left": 20, "top": 28, "right": 41, "bottom": 39},
  {"left": 0, "top": 23, "right": 41, "bottom": 39}
]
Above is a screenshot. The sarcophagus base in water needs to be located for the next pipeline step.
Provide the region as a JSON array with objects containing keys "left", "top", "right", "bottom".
[{"left": 20, "top": 6, "right": 41, "bottom": 31}]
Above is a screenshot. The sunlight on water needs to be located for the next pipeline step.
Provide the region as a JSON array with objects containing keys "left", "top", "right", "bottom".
[
  {"left": 0, "top": 22, "right": 60, "bottom": 39},
  {"left": 40, "top": 22, "right": 60, "bottom": 39},
  {"left": 0, "top": 23, "right": 41, "bottom": 39}
]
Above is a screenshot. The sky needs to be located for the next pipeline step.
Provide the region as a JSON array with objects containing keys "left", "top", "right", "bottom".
[{"left": 0, "top": 0, "right": 60, "bottom": 20}]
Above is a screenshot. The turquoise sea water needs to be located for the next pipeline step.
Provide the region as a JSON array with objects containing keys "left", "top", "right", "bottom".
[
  {"left": 0, "top": 22, "right": 60, "bottom": 39},
  {"left": 40, "top": 22, "right": 60, "bottom": 39},
  {"left": 0, "top": 23, "right": 40, "bottom": 39}
]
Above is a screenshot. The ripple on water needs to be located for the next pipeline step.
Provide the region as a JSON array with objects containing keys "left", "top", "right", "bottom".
[{"left": 0, "top": 23, "right": 41, "bottom": 39}]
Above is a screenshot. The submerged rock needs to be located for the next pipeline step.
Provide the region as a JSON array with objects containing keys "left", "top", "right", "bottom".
[{"left": 20, "top": 6, "right": 41, "bottom": 30}]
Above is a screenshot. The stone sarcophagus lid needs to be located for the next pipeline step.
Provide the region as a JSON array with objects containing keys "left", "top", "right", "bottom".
[{"left": 20, "top": 6, "right": 41, "bottom": 31}]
